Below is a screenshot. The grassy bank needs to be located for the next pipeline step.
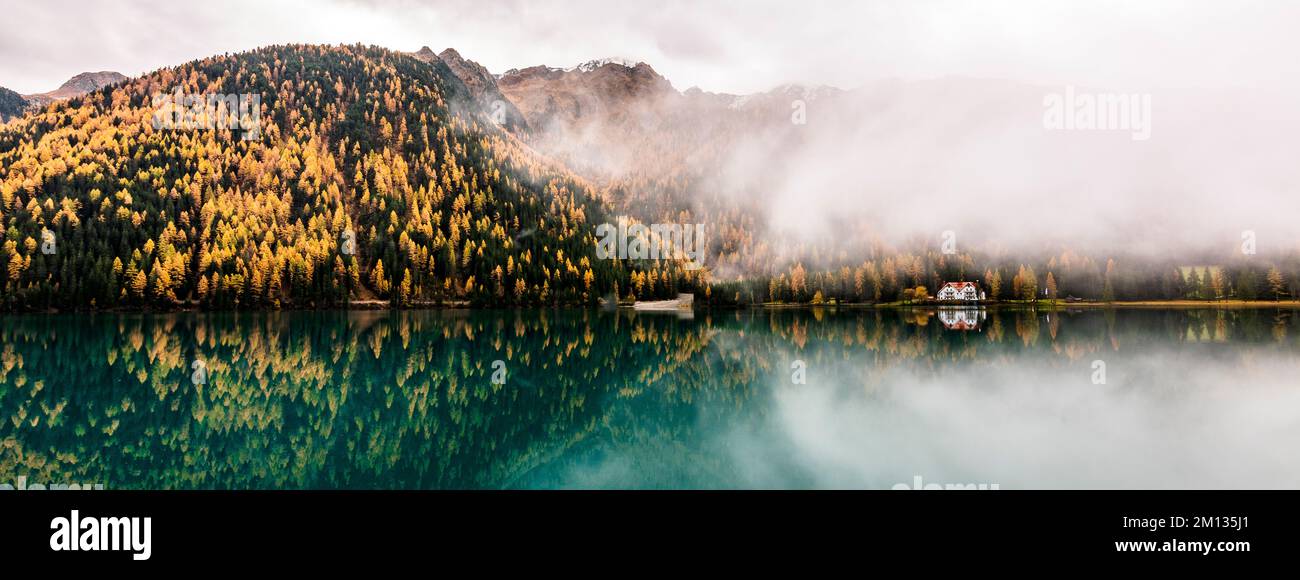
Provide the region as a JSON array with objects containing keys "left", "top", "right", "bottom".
[{"left": 749, "top": 299, "right": 1300, "bottom": 310}]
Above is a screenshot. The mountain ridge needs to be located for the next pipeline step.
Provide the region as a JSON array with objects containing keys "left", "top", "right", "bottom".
[
  {"left": 22, "top": 70, "right": 128, "bottom": 107},
  {"left": 417, "top": 47, "right": 528, "bottom": 132},
  {"left": 0, "top": 86, "right": 26, "bottom": 122},
  {"left": 0, "top": 44, "right": 693, "bottom": 311},
  {"left": 5, "top": 44, "right": 1287, "bottom": 311}
]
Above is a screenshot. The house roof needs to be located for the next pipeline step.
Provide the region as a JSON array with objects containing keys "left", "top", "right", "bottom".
[{"left": 940, "top": 282, "right": 976, "bottom": 290}]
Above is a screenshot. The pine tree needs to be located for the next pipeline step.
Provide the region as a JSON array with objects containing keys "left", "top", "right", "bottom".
[
  {"left": 372, "top": 259, "right": 390, "bottom": 296},
  {"left": 130, "top": 269, "right": 148, "bottom": 299},
  {"left": 400, "top": 268, "right": 413, "bottom": 304},
  {"left": 790, "top": 263, "right": 807, "bottom": 302},
  {"left": 1267, "top": 266, "right": 1286, "bottom": 301},
  {"left": 1102, "top": 259, "right": 1116, "bottom": 302},
  {"left": 1018, "top": 265, "right": 1039, "bottom": 301},
  {"left": 1210, "top": 269, "right": 1225, "bottom": 300}
]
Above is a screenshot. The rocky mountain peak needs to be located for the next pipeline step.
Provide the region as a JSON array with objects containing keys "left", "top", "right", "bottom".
[
  {"left": 21, "top": 71, "right": 127, "bottom": 108},
  {"left": 413, "top": 46, "right": 527, "bottom": 132},
  {"left": 54, "top": 71, "right": 127, "bottom": 95},
  {"left": 412, "top": 46, "right": 439, "bottom": 63}
]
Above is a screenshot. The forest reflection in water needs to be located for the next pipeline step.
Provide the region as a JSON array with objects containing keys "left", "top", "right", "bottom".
[{"left": 2, "top": 306, "right": 1298, "bottom": 489}]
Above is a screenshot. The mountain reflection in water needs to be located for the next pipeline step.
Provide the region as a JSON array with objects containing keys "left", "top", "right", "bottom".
[{"left": 1, "top": 307, "right": 1298, "bottom": 489}]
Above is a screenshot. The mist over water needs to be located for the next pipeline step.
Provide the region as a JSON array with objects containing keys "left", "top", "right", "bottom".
[
  {"left": 0, "top": 308, "right": 1294, "bottom": 488},
  {"left": 6, "top": 307, "right": 1285, "bottom": 489},
  {"left": 539, "top": 309, "right": 1300, "bottom": 489},
  {"left": 733, "top": 349, "right": 1300, "bottom": 489}
]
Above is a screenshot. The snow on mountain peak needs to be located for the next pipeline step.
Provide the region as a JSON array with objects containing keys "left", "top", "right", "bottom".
[{"left": 565, "top": 58, "right": 642, "bottom": 73}]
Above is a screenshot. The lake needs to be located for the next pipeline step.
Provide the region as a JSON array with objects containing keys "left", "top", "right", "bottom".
[{"left": 1, "top": 307, "right": 1297, "bottom": 489}]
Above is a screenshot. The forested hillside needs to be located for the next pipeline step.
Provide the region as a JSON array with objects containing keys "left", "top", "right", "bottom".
[
  {"left": 498, "top": 66, "right": 1300, "bottom": 307},
  {"left": 0, "top": 87, "right": 25, "bottom": 122},
  {"left": 3, "top": 44, "right": 1296, "bottom": 311},
  {"left": 0, "top": 44, "right": 699, "bottom": 310}
]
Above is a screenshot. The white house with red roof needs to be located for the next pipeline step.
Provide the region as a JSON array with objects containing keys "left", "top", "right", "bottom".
[
  {"left": 938, "top": 308, "right": 986, "bottom": 330},
  {"left": 936, "top": 281, "right": 984, "bottom": 301}
]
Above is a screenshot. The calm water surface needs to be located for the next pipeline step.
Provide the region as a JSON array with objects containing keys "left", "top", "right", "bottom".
[{"left": 2, "top": 307, "right": 1298, "bottom": 489}]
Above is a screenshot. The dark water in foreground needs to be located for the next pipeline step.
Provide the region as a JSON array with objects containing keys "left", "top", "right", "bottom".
[{"left": 1, "top": 307, "right": 1298, "bottom": 489}]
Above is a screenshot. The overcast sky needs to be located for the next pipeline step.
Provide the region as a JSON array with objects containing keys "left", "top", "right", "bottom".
[{"left": 2, "top": 0, "right": 1299, "bottom": 95}]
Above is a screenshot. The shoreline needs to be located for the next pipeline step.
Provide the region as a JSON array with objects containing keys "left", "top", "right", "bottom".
[
  {"left": 5, "top": 299, "right": 1300, "bottom": 315},
  {"left": 761, "top": 300, "right": 1300, "bottom": 310}
]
